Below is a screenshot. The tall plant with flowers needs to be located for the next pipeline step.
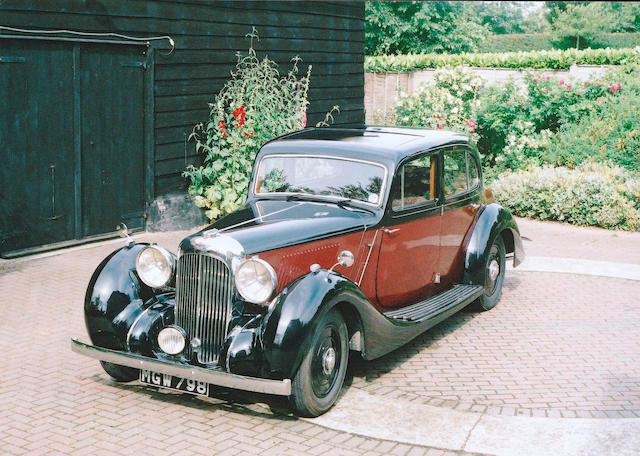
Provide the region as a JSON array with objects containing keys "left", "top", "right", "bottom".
[{"left": 184, "top": 30, "right": 311, "bottom": 221}]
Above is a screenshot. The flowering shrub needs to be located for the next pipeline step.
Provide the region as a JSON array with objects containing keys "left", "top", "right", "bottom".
[
  {"left": 476, "top": 70, "right": 627, "bottom": 172},
  {"left": 391, "top": 67, "right": 483, "bottom": 139},
  {"left": 542, "top": 93, "right": 640, "bottom": 171},
  {"left": 492, "top": 163, "right": 640, "bottom": 230},
  {"left": 184, "top": 34, "right": 311, "bottom": 221}
]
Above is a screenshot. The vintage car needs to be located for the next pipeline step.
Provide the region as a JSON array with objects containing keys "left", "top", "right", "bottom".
[{"left": 72, "top": 127, "right": 525, "bottom": 417}]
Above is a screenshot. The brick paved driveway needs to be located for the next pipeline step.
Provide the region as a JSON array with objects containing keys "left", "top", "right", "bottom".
[
  {"left": 1, "top": 230, "right": 638, "bottom": 454},
  {"left": 350, "top": 271, "right": 640, "bottom": 418}
]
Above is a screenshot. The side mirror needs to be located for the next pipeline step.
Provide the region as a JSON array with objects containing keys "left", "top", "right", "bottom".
[
  {"left": 116, "top": 223, "right": 129, "bottom": 238},
  {"left": 337, "top": 250, "right": 355, "bottom": 268},
  {"left": 116, "top": 223, "right": 134, "bottom": 247}
]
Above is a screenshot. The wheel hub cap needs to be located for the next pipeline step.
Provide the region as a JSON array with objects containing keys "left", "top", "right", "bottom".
[
  {"left": 489, "top": 259, "right": 500, "bottom": 281},
  {"left": 322, "top": 347, "right": 336, "bottom": 375}
]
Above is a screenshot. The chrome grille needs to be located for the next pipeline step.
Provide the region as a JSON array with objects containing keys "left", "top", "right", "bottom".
[{"left": 175, "top": 253, "right": 233, "bottom": 365}]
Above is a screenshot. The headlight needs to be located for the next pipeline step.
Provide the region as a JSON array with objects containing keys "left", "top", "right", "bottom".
[
  {"left": 136, "top": 245, "right": 175, "bottom": 288},
  {"left": 234, "top": 258, "right": 277, "bottom": 304},
  {"left": 158, "top": 326, "right": 186, "bottom": 355}
]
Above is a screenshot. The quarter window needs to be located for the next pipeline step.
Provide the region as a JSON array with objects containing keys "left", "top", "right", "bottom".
[
  {"left": 443, "top": 147, "right": 479, "bottom": 198},
  {"left": 391, "top": 155, "right": 436, "bottom": 211}
]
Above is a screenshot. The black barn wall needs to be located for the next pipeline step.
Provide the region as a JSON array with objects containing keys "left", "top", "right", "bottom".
[{"left": 0, "top": 1, "right": 365, "bottom": 213}]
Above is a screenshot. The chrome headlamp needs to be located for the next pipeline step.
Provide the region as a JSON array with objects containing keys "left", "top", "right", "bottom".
[
  {"left": 157, "top": 326, "right": 187, "bottom": 355},
  {"left": 136, "top": 245, "right": 175, "bottom": 288},
  {"left": 234, "top": 258, "right": 277, "bottom": 305}
]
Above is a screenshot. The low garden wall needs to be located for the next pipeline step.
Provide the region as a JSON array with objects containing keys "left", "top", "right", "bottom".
[{"left": 365, "top": 64, "right": 616, "bottom": 123}]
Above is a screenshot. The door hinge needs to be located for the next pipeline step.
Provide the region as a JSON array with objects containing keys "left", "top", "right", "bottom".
[
  {"left": 0, "top": 56, "right": 26, "bottom": 63},
  {"left": 121, "top": 61, "right": 146, "bottom": 70}
]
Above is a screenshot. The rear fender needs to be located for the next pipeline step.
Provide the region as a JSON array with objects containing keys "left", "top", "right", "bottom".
[{"left": 463, "top": 203, "right": 525, "bottom": 286}]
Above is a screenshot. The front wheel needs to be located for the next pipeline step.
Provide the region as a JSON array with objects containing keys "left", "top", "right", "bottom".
[
  {"left": 100, "top": 361, "right": 138, "bottom": 382},
  {"left": 475, "top": 235, "right": 506, "bottom": 311},
  {"left": 289, "top": 309, "right": 348, "bottom": 417}
]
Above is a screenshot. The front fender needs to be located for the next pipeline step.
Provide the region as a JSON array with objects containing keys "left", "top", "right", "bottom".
[
  {"left": 261, "top": 270, "right": 368, "bottom": 380},
  {"left": 464, "top": 203, "right": 525, "bottom": 286},
  {"left": 84, "top": 243, "right": 155, "bottom": 353}
]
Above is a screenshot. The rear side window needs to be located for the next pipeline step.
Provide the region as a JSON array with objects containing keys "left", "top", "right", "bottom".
[
  {"left": 391, "top": 155, "right": 436, "bottom": 211},
  {"left": 443, "top": 147, "right": 480, "bottom": 198}
]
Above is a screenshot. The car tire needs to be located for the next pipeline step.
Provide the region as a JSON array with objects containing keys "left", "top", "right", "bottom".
[
  {"left": 100, "top": 361, "right": 139, "bottom": 382},
  {"left": 289, "top": 309, "right": 348, "bottom": 417},
  {"left": 475, "top": 235, "right": 506, "bottom": 311}
]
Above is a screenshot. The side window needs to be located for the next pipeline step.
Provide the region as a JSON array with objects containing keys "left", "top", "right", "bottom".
[
  {"left": 391, "top": 155, "right": 435, "bottom": 211},
  {"left": 443, "top": 147, "right": 480, "bottom": 198}
]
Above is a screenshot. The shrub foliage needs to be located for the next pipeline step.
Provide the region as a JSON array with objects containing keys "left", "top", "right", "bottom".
[
  {"left": 492, "top": 164, "right": 640, "bottom": 231},
  {"left": 477, "top": 33, "right": 640, "bottom": 53},
  {"left": 365, "top": 47, "right": 636, "bottom": 72}
]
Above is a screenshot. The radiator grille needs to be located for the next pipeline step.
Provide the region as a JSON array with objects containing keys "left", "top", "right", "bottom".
[{"left": 175, "top": 253, "right": 233, "bottom": 365}]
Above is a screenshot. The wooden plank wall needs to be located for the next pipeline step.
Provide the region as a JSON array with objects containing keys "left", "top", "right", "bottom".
[{"left": 0, "top": 0, "right": 365, "bottom": 196}]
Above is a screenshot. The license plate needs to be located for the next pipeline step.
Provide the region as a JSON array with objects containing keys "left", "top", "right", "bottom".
[{"left": 139, "top": 369, "right": 210, "bottom": 396}]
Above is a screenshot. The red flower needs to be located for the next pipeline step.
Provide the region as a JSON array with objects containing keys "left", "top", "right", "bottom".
[
  {"left": 617, "top": 82, "right": 622, "bottom": 91},
  {"left": 533, "top": 77, "right": 538, "bottom": 83},
  {"left": 466, "top": 118, "right": 477, "bottom": 133},
  {"left": 438, "top": 123, "right": 445, "bottom": 130},
  {"left": 301, "top": 111, "right": 307, "bottom": 128},
  {"left": 218, "top": 120, "right": 227, "bottom": 139},
  {"left": 566, "top": 85, "right": 572, "bottom": 90},
  {"left": 583, "top": 81, "right": 589, "bottom": 86},
  {"left": 559, "top": 80, "right": 564, "bottom": 86},
  {"left": 232, "top": 105, "right": 246, "bottom": 127}
]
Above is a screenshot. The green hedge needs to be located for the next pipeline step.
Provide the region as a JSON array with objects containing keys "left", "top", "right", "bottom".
[
  {"left": 478, "top": 33, "right": 640, "bottom": 53},
  {"left": 366, "top": 47, "right": 636, "bottom": 72},
  {"left": 491, "top": 164, "right": 640, "bottom": 231}
]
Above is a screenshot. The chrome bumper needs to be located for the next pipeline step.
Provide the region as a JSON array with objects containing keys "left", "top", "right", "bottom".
[{"left": 71, "top": 338, "right": 291, "bottom": 396}]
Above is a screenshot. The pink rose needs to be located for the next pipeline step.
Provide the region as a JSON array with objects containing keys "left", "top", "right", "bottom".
[{"left": 466, "top": 118, "right": 477, "bottom": 133}]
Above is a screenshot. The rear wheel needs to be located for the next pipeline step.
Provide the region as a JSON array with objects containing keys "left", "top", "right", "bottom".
[
  {"left": 290, "top": 309, "right": 348, "bottom": 417},
  {"left": 476, "top": 235, "right": 506, "bottom": 311},
  {"left": 100, "top": 361, "right": 138, "bottom": 382}
]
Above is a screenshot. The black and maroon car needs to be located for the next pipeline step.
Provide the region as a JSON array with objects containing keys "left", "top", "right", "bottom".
[{"left": 72, "top": 127, "right": 525, "bottom": 416}]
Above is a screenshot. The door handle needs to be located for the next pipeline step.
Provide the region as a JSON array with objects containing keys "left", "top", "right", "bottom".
[{"left": 383, "top": 228, "right": 400, "bottom": 234}]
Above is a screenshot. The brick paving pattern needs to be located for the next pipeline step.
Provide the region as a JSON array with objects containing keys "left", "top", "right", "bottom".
[
  {"left": 350, "top": 271, "right": 640, "bottom": 418},
  {"left": 1, "top": 235, "right": 483, "bottom": 455}
]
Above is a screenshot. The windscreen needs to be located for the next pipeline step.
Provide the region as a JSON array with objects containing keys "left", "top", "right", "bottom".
[{"left": 255, "top": 155, "right": 386, "bottom": 205}]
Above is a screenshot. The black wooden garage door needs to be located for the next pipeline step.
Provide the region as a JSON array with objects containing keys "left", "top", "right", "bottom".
[{"left": 0, "top": 39, "right": 148, "bottom": 257}]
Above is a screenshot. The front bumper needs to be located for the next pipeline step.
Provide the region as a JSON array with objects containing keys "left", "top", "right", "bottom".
[{"left": 71, "top": 338, "right": 291, "bottom": 396}]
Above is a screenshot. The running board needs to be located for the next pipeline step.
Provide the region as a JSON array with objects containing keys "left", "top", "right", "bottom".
[{"left": 384, "top": 285, "right": 484, "bottom": 322}]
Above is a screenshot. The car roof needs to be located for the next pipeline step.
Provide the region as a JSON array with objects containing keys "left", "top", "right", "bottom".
[{"left": 258, "top": 126, "right": 470, "bottom": 167}]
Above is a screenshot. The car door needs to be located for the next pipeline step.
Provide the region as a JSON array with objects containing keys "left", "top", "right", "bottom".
[
  {"left": 438, "top": 146, "right": 482, "bottom": 291},
  {"left": 376, "top": 153, "right": 441, "bottom": 309}
]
